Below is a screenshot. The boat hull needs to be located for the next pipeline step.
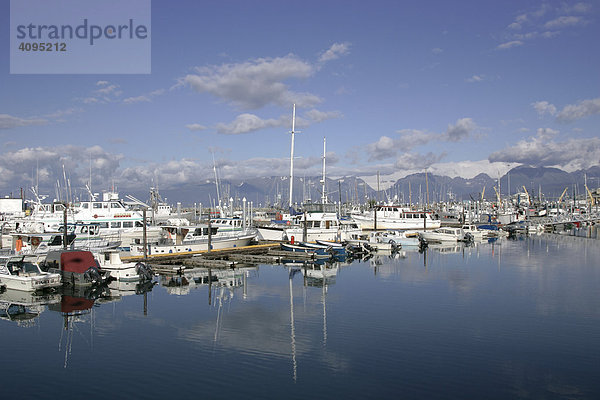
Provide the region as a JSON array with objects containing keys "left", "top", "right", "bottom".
[{"left": 129, "top": 234, "right": 255, "bottom": 256}]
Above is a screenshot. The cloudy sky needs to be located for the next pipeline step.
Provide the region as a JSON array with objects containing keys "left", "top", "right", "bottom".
[{"left": 1, "top": 0, "right": 599, "bottom": 197}]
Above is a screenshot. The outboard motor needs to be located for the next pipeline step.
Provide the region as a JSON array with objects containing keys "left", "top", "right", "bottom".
[
  {"left": 464, "top": 232, "right": 474, "bottom": 243},
  {"left": 418, "top": 237, "right": 428, "bottom": 252},
  {"left": 135, "top": 262, "right": 154, "bottom": 281},
  {"left": 83, "top": 266, "right": 102, "bottom": 284},
  {"left": 389, "top": 239, "right": 400, "bottom": 253}
]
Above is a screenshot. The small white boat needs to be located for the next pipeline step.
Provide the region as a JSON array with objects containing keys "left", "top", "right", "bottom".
[
  {"left": 0, "top": 255, "right": 62, "bottom": 291},
  {"left": 419, "top": 227, "right": 464, "bottom": 242},
  {"left": 347, "top": 231, "right": 401, "bottom": 252},
  {"left": 94, "top": 250, "right": 153, "bottom": 282},
  {"left": 376, "top": 230, "right": 421, "bottom": 247},
  {"left": 461, "top": 224, "right": 484, "bottom": 241}
]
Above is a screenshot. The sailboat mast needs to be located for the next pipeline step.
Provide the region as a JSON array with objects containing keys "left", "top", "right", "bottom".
[
  {"left": 289, "top": 104, "right": 296, "bottom": 209},
  {"left": 321, "top": 137, "right": 326, "bottom": 204}
]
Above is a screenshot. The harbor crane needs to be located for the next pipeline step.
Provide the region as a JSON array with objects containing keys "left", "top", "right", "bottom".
[
  {"left": 584, "top": 184, "right": 595, "bottom": 206},
  {"left": 558, "top": 187, "right": 568, "bottom": 203},
  {"left": 522, "top": 185, "right": 532, "bottom": 205},
  {"left": 492, "top": 186, "right": 501, "bottom": 205}
]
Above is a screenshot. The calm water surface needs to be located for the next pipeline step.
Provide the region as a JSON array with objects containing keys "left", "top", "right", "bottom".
[{"left": 1, "top": 233, "right": 599, "bottom": 399}]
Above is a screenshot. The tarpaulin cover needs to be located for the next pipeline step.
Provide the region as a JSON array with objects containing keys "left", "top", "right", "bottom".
[{"left": 60, "top": 251, "right": 97, "bottom": 274}]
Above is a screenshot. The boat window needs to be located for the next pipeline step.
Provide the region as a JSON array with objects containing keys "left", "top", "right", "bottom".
[
  {"left": 326, "top": 221, "right": 330, "bottom": 229},
  {"left": 111, "top": 202, "right": 122, "bottom": 209},
  {"left": 49, "top": 236, "right": 62, "bottom": 246},
  {"left": 122, "top": 221, "right": 133, "bottom": 228},
  {"left": 99, "top": 222, "right": 109, "bottom": 228},
  {"left": 103, "top": 203, "right": 109, "bottom": 208},
  {"left": 93, "top": 203, "right": 102, "bottom": 209},
  {"left": 55, "top": 204, "right": 65, "bottom": 211},
  {"left": 135, "top": 221, "right": 144, "bottom": 227},
  {"left": 22, "top": 263, "right": 39, "bottom": 274},
  {"left": 82, "top": 203, "right": 89, "bottom": 209},
  {"left": 111, "top": 222, "right": 121, "bottom": 228}
]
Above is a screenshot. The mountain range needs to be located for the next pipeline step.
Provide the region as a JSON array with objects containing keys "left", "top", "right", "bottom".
[{"left": 126, "top": 165, "right": 600, "bottom": 208}]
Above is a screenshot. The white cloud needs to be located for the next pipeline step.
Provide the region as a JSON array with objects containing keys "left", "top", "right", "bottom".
[
  {"left": 366, "top": 136, "right": 398, "bottom": 161},
  {"left": 466, "top": 75, "right": 484, "bottom": 83},
  {"left": 185, "top": 123, "right": 207, "bottom": 131},
  {"left": 563, "top": 2, "right": 592, "bottom": 14},
  {"left": 489, "top": 128, "right": 600, "bottom": 170},
  {"left": 123, "top": 89, "right": 165, "bottom": 104},
  {"left": 183, "top": 55, "right": 320, "bottom": 109},
  {"left": 0, "top": 145, "right": 122, "bottom": 191},
  {"left": 304, "top": 109, "right": 342, "bottom": 122},
  {"left": 532, "top": 100, "right": 557, "bottom": 116},
  {"left": 123, "top": 95, "right": 151, "bottom": 104},
  {"left": 215, "top": 113, "right": 288, "bottom": 135},
  {"left": 497, "top": 40, "right": 524, "bottom": 50},
  {"left": 431, "top": 47, "right": 443, "bottom": 54},
  {"left": 556, "top": 98, "right": 600, "bottom": 122},
  {"left": 365, "top": 119, "right": 478, "bottom": 161},
  {"left": 394, "top": 152, "right": 446, "bottom": 171},
  {"left": 0, "top": 114, "right": 48, "bottom": 130},
  {"left": 544, "top": 15, "right": 584, "bottom": 29},
  {"left": 499, "top": 4, "right": 588, "bottom": 50},
  {"left": 96, "top": 84, "right": 120, "bottom": 96},
  {"left": 444, "top": 118, "right": 478, "bottom": 142},
  {"left": 82, "top": 81, "right": 122, "bottom": 104},
  {"left": 43, "top": 107, "right": 82, "bottom": 119},
  {"left": 318, "top": 42, "right": 351, "bottom": 63}
]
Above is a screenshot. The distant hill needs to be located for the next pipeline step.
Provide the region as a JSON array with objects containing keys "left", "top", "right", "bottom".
[{"left": 122, "top": 165, "right": 600, "bottom": 207}]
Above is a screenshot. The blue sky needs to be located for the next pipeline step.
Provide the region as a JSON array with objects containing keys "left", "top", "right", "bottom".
[{"left": 1, "top": 0, "right": 599, "bottom": 196}]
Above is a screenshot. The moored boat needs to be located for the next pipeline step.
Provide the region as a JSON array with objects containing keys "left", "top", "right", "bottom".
[
  {"left": 418, "top": 227, "right": 464, "bottom": 242},
  {"left": 40, "top": 250, "right": 108, "bottom": 286},
  {"left": 0, "top": 255, "right": 62, "bottom": 291}
]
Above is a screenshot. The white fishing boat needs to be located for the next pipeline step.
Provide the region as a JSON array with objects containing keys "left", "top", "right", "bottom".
[
  {"left": 347, "top": 231, "right": 401, "bottom": 252},
  {"left": 419, "top": 227, "right": 464, "bottom": 242},
  {"left": 128, "top": 224, "right": 257, "bottom": 256},
  {"left": 374, "top": 230, "right": 421, "bottom": 247},
  {"left": 94, "top": 250, "right": 153, "bottom": 282},
  {"left": 283, "top": 202, "right": 363, "bottom": 243},
  {"left": 352, "top": 205, "right": 441, "bottom": 231},
  {"left": 0, "top": 255, "right": 62, "bottom": 291},
  {"left": 461, "top": 224, "right": 484, "bottom": 241}
]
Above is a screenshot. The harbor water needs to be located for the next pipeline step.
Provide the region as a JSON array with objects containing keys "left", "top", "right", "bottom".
[{"left": 1, "top": 232, "right": 599, "bottom": 399}]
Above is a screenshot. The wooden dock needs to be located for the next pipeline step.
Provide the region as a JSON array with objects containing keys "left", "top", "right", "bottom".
[
  {"left": 121, "top": 243, "right": 279, "bottom": 263},
  {"left": 121, "top": 242, "right": 324, "bottom": 273}
]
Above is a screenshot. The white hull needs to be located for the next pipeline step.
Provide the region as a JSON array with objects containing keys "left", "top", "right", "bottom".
[
  {"left": 284, "top": 227, "right": 341, "bottom": 242},
  {"left": 129, "top": 234, "right": 255, "bottom": 256},
  {"left": 0, "top": 273, "right": 61, "bottom": 291},
  {"left": 256, "top": 226, "right": 287, "bottom": 241},
  {"left": 352, "top": 214, "right": 441, "bottom": 230},
  {"left": 419, "top": 232, "right": 460, "bottom": 242}
]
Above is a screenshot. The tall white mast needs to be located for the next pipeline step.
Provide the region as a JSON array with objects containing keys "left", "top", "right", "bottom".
[
  {"left": 289, "top": 104, "right": 296, "bottom": 209},
  {"left": 321, "top": 137, "right": 327, "bottom": 204},
  {"left": 212, "top": 152, "right": 221, "bottom": 212}
]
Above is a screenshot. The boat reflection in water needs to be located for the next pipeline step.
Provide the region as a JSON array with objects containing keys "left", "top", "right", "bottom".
[
  {"left": 159, "top": 266, "right": 258, "bottom": 298},
  {"left": 2, "top": 234, "right": 599, "bottom": 398},
  {"left": 0, "top": 288, "right": 61, "bottom": 327}
]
